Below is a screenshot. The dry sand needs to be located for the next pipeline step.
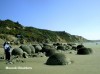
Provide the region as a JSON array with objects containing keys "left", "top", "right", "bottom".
[{"left": 0, "top": 42, "right": 100, "bottom": 74}]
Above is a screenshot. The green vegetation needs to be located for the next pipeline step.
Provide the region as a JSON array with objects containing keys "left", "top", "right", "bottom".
[{"left": 0, "top": 19, "right": 87, "bottom": 43}]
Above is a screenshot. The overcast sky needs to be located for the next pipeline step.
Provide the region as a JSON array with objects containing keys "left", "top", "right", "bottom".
[{"left": 0, "top": 0, "right": 100, "bottom": 40}]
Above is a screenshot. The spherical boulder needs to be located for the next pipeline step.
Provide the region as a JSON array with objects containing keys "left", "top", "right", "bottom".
[
  {"left": 77, "top": 45, "right": 84, "bottom": 50},
  {"left": 41, "top": 45, "right": 56, "bottom": 57},
  {"left": 46, "top": 53, "right": 67, "bottom": 65},
  {"left": 34, "top": 45, "right": 42, "bottom": 53},
  {"left": 22, "top": 52, "right": 28, "bottom": 58},
  {"left": 20, "top": 45, "right": 31, "bottom": 54},
  {"left": 77, "top": 47, "right": 93, "bottom": 55},
  {"left": 12, "top": 48, "right": 23, "bottom": 56},
  {"left": 57, "top": 45, "right": 66, "bottom": 51},
  {"left": 29, "top": 45, "right": 35, "bottom": 54}
]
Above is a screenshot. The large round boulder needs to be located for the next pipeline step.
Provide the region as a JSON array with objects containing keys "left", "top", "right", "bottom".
[
  {"left": 41, "top": 45, "right": 56, "bottom": 57},
  {"left": 29, "top": 45, "right": 35, "bottom": 54},
  {"left": 77, "top": 44, "right": 84, "bottom": 50},
  {"left": 33, "top": 45, "right": 42, "bottom": 53},
  {"left": 77, "top": 47, "right": 93, "bottom": 55},
  {"left": 20, "top": 45, "right": 31, "bottom": 54},
  {"left": 12, "top": 48, "right": 23, "bottom": 56},
  {"left": 46, "top": 53, "right": 67, "bottom": 65}
]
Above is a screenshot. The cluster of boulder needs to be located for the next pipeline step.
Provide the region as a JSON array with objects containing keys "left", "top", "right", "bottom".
[
  {"left": 77, "top": 44, "right": 93, "bottom": 55},
  {"left": 11, "top": 43, "right": 93, "bottom": 65},
  {"left": 12, "top": 43, "right": 73, "bottom": 57}
]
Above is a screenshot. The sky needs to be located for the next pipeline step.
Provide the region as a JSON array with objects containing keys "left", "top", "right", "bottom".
[{"left": 0, "top": 0, "right": 100, "bottom": 40}]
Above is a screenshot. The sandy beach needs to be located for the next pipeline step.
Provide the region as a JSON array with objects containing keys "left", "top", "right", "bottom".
[{"left": 0, "top": 42, "right": 100, "bottom": 74}]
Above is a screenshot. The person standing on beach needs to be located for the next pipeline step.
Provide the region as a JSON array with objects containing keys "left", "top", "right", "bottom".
[{"left": 3, "top": 41, "right": 12, "bottom": 64}]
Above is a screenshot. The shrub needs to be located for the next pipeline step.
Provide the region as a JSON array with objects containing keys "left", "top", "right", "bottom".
[
  {"left": 77, "top": 47, "right": 92, "bottom": 55},
  {"left": 20, "top": 45, "right": 31, "bottom": 54},
  {"left": 12, "top": 48, "right": 23, "bottom": 56},
  {"left": 29, "top": 45, "right": 35, "bottom": 54},
  {"left": 46, "top": 53, "right": 67, "bottom": 65}
]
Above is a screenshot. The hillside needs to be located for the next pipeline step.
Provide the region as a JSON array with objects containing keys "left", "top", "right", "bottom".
[{"left": 0, "top": 19, "right": 87, "bottom": 44}]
